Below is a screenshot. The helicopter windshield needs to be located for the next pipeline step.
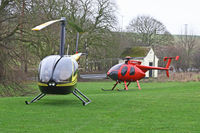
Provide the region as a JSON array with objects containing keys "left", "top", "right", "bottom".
[
  {"left": 109, "top": 63, "right": 123, "bottom": 72},
  {"left": 72, "top": 59, "right": 78, "bottom": 76},
  {"left": 39, "top": 56, "right": 73, "bottom": 83},
  {"left": 52, "top": 57, "right": 73, "bottom": 82},
  {"left": 39, "top": 55, "right": 61, "bottom": 82}
]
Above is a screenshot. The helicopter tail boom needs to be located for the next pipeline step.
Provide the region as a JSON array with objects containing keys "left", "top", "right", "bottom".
[
  {"left": 71, "top": 53, "right": 82, "bottom": 61},
  {"left": 137, "top": 56, "right": 179, "bottom": 77}
]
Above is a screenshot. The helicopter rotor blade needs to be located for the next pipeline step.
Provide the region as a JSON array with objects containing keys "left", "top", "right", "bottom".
[
  {"left": 32, "top": 19, "right": 63, "bottom": 31},
  {"left": 32, "top": 18, "right": 84, "bottom": 33},
  {"left": 121, "top": 56, "right": 134, "bottom": 61}
]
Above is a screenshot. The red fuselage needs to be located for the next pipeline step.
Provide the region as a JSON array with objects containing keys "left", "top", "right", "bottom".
[
  {"left": 106, "top": 56, "right": 179, "bottom": 90},
  {"left": 107, "top": 59, "right": 169, "bottom": 82},
  {"left": 107, "top": 62, "right": 146, "bottom": 82}
]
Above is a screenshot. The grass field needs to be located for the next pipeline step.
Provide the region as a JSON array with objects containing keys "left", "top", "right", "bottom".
[{"left": 1, "top": 81, "right": 200, "bottom": 133}]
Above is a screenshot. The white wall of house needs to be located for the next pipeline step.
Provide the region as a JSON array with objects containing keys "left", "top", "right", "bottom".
[
  {"left": 118, "top": 59, "right": 125, "bottom": 64},
  {"left": 143, "top": 48, "right": 159, "bottom": 77}
]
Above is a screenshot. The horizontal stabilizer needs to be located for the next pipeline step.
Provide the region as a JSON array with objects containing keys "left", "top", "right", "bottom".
[{"left": 164, "top": 56, "right": 179, "bottom": 61}]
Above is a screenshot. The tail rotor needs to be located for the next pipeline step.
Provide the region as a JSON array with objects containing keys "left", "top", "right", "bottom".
[{"left": 163, "top": 56, "right": 179, "bottom": 77}]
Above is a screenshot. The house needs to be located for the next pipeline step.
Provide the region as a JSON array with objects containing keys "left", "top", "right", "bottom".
[{"left": 119, "top": 47, "right": 159, "bottom": 78}]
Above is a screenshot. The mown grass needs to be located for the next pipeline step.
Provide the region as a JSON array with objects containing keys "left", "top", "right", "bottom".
[{"left": 1, "top": 81, "right": 200, "bottom": 133}]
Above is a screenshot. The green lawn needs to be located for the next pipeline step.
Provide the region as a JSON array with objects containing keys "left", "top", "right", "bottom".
[{"left": 1, "top": 81, "right": 200, "bottom": 133}]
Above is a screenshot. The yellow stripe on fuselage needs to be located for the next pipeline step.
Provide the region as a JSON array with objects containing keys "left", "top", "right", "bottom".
[
  {"left": 38, "top": 73, "right": 78, "bottom": 87},
  {"left": 38, "top": 82, "right": 48, "bottom": 86},
  {"left": 56, "top": 79, "right": 77, "bottom": 87}
]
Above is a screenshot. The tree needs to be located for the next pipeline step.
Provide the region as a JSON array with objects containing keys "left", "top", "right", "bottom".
[
  {"left": 155, "top": 45, "right": 188, "bottom": 72},
  {"left": 192, "top": 48, "right": 200, "bottom": 70},
  {"left": 175, "top": 25, "right": 198, "bottom": 71},
  {"left": 127, "top": 15, "right": 174, "bottom": 46},
  {"left": 12, "top": 0, "right": 118, "bottom": 74},
  {"left": 0, "top": 0, "right": 28, "bottom": 96}
]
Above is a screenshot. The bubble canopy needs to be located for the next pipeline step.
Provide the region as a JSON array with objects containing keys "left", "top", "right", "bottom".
[
  {"left": 39, "top": 55, "right": 77, "bottom": 83},
  {"left": 108, "top": 63, "right": 123, "bottom": 72}
]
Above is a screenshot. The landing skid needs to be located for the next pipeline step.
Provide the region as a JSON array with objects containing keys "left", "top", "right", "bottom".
[
  {"left": 101, "top": 88, "right": 123, "bottom": 91},
  {"left": 73, "top": 88, "right": 91, "bottom": 106},
  {"left": 101, "top": 81, "right": 119, "bottom": 91},
  {"left": 101, "top": 88, "right": 115, "bottom": 91},
  {"left": 116, "top": 89, "right": 136, "bottom": 91},
  {"left": 25, "top": 88, "right": 91, "bottom": 106},
  {"left": 25, "top": 93, "right": 46, "bottom": 105},
  {"left": 102, "top": 80, "right": 141, "bottom": 91}
]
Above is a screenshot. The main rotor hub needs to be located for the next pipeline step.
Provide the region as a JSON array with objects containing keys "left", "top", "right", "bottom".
[{"left": 125, "top": 56, "right": 132, "bottom": 64}]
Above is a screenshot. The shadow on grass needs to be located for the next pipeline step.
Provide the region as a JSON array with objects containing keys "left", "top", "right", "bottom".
[
  {"left": 24, "top": 95, "right": 83, "bottom": 107},
  {"left": 37, "top": 98, "right": 84, "bottom": 107}
]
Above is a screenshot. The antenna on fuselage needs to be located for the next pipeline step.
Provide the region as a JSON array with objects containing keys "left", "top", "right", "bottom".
[{"left": 125, "top": 56, "right": 132, "bottom": 64}]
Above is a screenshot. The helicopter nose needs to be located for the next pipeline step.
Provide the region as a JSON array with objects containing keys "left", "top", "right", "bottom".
[
  {"left": 107, "top": 71, "right": 118, "bottom": 81},
  {"left": 48, "top": 80, "right": 57, "bottom": 87}
]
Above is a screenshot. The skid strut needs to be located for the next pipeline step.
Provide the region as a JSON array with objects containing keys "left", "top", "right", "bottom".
[
  {"left": 25, "top": 93, "right": 46, "bottom": 105},
  {"left": 136, "top": 80, "right": 141, "bottom": 90},
  {"left": 123, "top": 81, "right": 131, "bottom": 90},
  {"left": 73, "top": 88, "right": 91, "bottom": 106},
  {"left": 117, "top": 81, "right": 131, "bottom": 91},
  {"left": 101, "top": 81, "right": 119, "bottom": 91}
]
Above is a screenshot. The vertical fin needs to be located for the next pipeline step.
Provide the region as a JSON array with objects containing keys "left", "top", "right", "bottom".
[{"left": 163, "top": 56, "right": 179, "bottom": 77}]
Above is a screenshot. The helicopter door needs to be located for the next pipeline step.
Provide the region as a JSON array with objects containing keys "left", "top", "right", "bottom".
[
  {"left": 129, "top": 66, "right": 135, "bottom": 75},
  {"left": 121, "top": 66, "right": 128, "bottom": 76}
]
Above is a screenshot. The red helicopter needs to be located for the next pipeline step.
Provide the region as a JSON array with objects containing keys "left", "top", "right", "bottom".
[{"left": 102, "top": 56, "right": 179, "bottom": 91}]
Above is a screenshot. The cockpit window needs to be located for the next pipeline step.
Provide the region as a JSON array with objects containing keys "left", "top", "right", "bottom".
[
  {"left": 39, "top": 55, "right": 73, "bottom": 83},
  {"left": 121, "top": 66, "right": 128, "bottom": 76},
  {"left": 39, "top": 55, "right": 60, "bottom": 82},
  {"left": 109, "top": 63, "right": 123, "bottom": 72},
  {"left": 53, "top": 57, "right": 73, "bottom": 82},
  {"left": 130, "top": 66, "right": 135, "bottom": 75}
]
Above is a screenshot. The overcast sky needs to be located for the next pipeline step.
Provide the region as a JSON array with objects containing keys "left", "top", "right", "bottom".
[{"left": 115, "top": 0, "right": 200, "bottom": 35}]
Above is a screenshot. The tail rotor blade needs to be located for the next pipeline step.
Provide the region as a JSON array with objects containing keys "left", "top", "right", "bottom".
[{"left": 175, "top": 56, "right": 179, "bottom": 61}]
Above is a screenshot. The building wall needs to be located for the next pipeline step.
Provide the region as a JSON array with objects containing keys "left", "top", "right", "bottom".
[{"left": 143, "top": 48, "right": 159, "bottom": 77}]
